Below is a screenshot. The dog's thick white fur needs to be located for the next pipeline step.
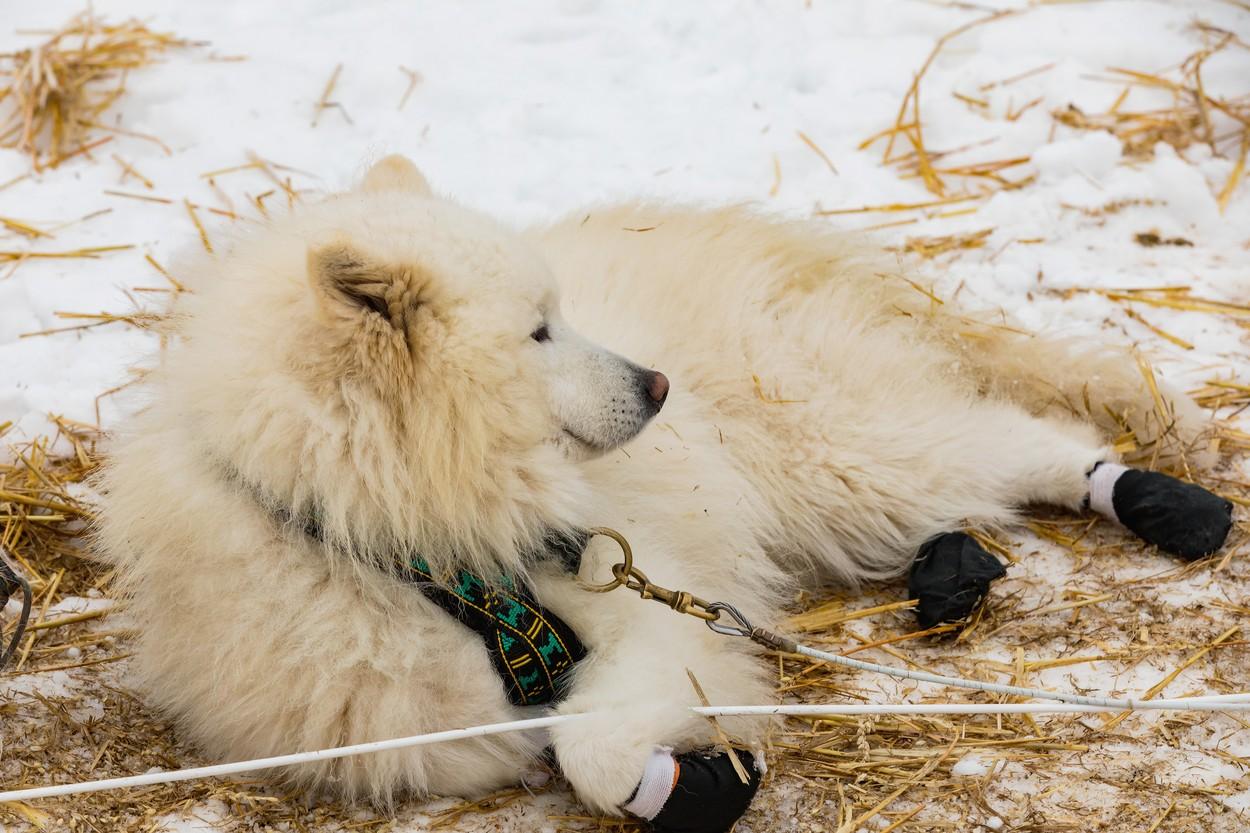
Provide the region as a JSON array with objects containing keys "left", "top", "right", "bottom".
[{"left": 96, "top": 156, "right": 1211, "bottom": 814}]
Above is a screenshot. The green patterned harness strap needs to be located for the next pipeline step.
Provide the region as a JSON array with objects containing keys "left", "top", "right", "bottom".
[
  {"left": 234, "top": 465, "right": 592, "bottom": 707},
  {"left": 403, "top": 547, "right": 588, "bottom": 707},
  {"left": 237, "top": 457, "right": 590, "bottom": 705}
]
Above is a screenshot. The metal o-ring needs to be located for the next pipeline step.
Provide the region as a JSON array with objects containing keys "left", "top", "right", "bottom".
[{"left": 578, "top": 526, "right": 634, "bottom": 593}]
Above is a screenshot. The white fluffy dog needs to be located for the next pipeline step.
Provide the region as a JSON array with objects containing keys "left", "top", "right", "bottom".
[{"left": 96, "top": 156, "right": 1223, "bottom": 824}]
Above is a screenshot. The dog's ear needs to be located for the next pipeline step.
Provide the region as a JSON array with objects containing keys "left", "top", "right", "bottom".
[
  {"left": 307, "top": 242, "right": 400, "bottom": 325},
  {"left": 361, "top": 154, "right": 431, "bottom": 195}
]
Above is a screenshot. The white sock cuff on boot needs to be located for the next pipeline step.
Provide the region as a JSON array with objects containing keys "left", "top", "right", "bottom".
[
  {"left": 1089, "top": 463, "right": 1129, "bottom": 521},
  {"left": 623, "top": 747, "right": 677, "bottom": 820}
]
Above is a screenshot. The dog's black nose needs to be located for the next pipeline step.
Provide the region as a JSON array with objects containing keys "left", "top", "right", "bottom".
[{"left": 645, "top": 370, "right": 669, "bottom": 409}]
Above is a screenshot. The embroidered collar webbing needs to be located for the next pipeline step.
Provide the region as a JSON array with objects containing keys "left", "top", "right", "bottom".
[{"left": 274, "top": 495, "right": 590, "bottom": 706}]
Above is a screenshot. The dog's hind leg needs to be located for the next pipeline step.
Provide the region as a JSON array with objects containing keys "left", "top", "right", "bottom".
[
  {"left": 750, "top": 392, "right": 1229, "bottom": 626},
  {"left": 895, "top": 405, "right": 1105, "bottom": 627},
  {"left": 745, "top": 396, "right": 1112, "bottom": 585},
  {"left": 933, "top": 322, "right": 1215, "bottom": 469},
  {"left": 956, "top": 405, "right": 1232, "bottom": 560},
  {"left": 902, "top": 404, "right": 1232, "bottom": 625}
]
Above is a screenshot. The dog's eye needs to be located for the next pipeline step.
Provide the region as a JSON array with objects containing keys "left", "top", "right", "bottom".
[{"left": 530, "top": 325, "right": 550, "bottom": 343}]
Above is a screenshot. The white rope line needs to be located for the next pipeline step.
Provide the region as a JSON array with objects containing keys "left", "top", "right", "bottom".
[
  {"left": 4, "top": 698, "right": 1250, "bottom": 804},
  {"left": 792, "top": 643, "right": 1247, "bottom": 709},
  {"left": 0, "top": 714, "right": 577, "bottom": 804},
  {"left": 704, "top": 698, "right": 1250, "bottom": 716}
]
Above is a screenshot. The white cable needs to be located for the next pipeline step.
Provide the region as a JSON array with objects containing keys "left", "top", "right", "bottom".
[
  {"left": 791, "top": 643, "right": 1247, "bottom": 709},
  {"left": 0, "top": 714, "right": 582, "bottom": 804},
  {"left": 703, "top": 701, "right": 1250, "bottom": 716},
  {"left": 4, "top": 699, "right": 1250, "bottom": 804}
]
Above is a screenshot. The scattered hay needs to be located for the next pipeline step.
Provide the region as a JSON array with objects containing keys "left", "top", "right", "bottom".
[
  {"left": 1059, "top": 285, "right": 1250, "bottom": 321},
  {"left": 815, "top": 194, "right": 980, "bottom": 217},
  {"left": 1049, "top": 22, "right": 1250, "bottom": 210},
  {"left": 0, "top": 244, "right": 132, "bottom": 263},
  {"left": 760, "top": 524, "right": 1250, "bottom": 832},
  {"left": 1123, "top": 307, "right": 1194, "bottom": 351},
  {"left": 732, "top": 17, "right": 1246, "bottom": 824},
  {"left": 0, "top": 424, "right": 416, "bottom": 832},
  {"left": 865, "top": 9, "right": 1018, "bottom": 197},
  {"left": 896, "top": 227, "right": 993, "bottom": 259},
  {"left": 13, "top": 295, "right": 1242, "bottom": 832},
  {"left": 1057, "top": 23, "right": 1249, "bottom": 162},
  {"left": 312, "top": 63, "right": 351, "bottom": 127},
  {"left": 796, "top": 130, "right": 839, "bottom": 176},
  {"left": 2, "top": 10, "right": 1248, "bottom": 832},
  {"left": 183, "top": 198, "right": 213, "bottom": 254},
  {"left": 20, "top": 309, "right": 166, "bottom": 340},
  {"left": 0, "top": 11, "right": 192, "bottom": 169},
  {"left": 397, "top": 66, "right": 422, "bottom": 112},
  {"left": 1134, "top": 230, "right": 1195, "bottom": 247},
  {"left": 846, "top": 15, "right": 1250, "bottom": 222},
  {"left": 752, "top": 373, "right": 807, "bottom": 405},
  {"left": 102, "top": 189, "right": 172, "bottom": 204},
  {"left": 110, "top": 153, "right": 153, "bottom": 190},
  {"left": 0, "top": 217, "right": 50, "bottom": 239}
]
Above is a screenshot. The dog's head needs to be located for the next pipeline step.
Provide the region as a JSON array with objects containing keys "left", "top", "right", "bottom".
[
  {"left": 307, "top": 155, "right": 667, "bottom": 460},
  {"left": 177, "top": 155, "right": 664, "bottom": 571}
]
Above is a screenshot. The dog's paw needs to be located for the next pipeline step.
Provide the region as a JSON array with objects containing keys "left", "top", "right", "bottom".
[
  {"left": 550, "top": 699, "right": 694, "bottom": 817},
  {"left": 1088, "top": 464, "right": 1233, "bottom": 561},
  {"left": 908, "top": 532, "right": 1006, "bottom": 629},
  {"left": 636, "top": 747, "right": 761, "bottom": 833}
]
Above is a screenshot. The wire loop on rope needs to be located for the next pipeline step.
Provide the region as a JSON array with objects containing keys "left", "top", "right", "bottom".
[{"left": 0, "top": 547, "right": 33, "bottom": 671}]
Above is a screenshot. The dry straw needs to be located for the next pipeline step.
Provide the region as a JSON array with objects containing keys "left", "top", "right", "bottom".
[
  {"left": 842, "top": 14, "right": 1249, "bottom": 234},
  {"left": 3, "top": 6, "right": 1250, "bottom": 833},
  {"left": 0, "top": 12, "right": 191, "bottom": 169}
]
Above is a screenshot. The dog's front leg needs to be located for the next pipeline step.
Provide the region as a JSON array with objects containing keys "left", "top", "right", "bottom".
[{"left": 548, "top": 600, "right": 771, "bottom": 831}]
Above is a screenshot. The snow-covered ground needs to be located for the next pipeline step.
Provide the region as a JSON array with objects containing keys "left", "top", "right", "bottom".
[
  {"left": 2, "top": 1, "right": 1249, "bottom": 831},
  {"left": 3, "top": 0, "right": 1248, "bottom": 436}
]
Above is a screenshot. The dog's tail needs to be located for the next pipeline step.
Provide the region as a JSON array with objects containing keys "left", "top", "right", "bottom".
[{"left": 913, "top": 301, "right": 1216, "bottom": 469}]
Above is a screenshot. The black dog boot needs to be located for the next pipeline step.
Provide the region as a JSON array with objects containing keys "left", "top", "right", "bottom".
[
  {"left": 1087, "top": 463, "right": 1233, "bottom": 560},
  {"left": 908, "top": 532, "right": 1007, "bottom": 628},
  {"left": 624, "top": 747, "right": 761, "bottom": 833}
]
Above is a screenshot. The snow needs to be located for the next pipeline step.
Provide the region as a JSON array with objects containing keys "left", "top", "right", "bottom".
[
  {"left": 1, "top": 0, "right": 1248, "bottom": 438},
  {"left": 1, "top": 0, "right": 1249, "bottom": 831},
  {"left": 1032, "top": 131, "right": 1123, "bottom": 181},
  {"left": 43, "top": 595, "right": 114, "bottom": 618},
  {"left": 951, "top": 753, "right": 990, "bottom": 777}
]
